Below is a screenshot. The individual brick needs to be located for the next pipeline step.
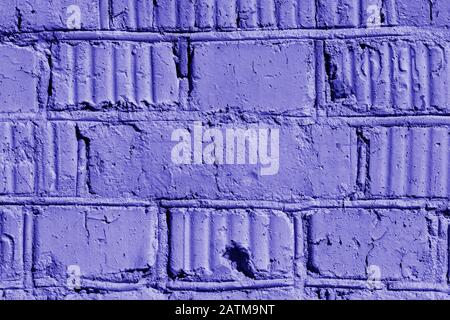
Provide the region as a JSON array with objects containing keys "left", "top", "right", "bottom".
[
  {"left": 51, "top": 41, "right": 179, "bottom": 111},
  {"left": 317, "top": 0, "right": 395, "bottom": 28},
  {"left": 39, "top": 122, "right": 80, "bottom": 197},
  {"left": 190, "top": 40, "right": 315, "bottom": 115},
  {"left": 17, "top": 0, "right": 107, "bottom": 31},
  {"left": 33, "top": 206, "right": 158, "bottom": 286},
  {"left": 215, "top": 124, "right": 358, "bottom": 199},
  {"left": 395, "top": 0, "right": 431, "bottom": 26},
  {"left": 0, "top": 122, "right": 37, "bottom": 195},
  {"left": 112, "top": 0, "right": 317, "bottom": 30},
  {"left": 307, "top": 208, "right": 436, "bottom": 281},
  {"left": 434, "top": 0, "right": 450, "bottom": 27},
  {"left": 111, "top": 0, "right": 155, "bottom": 30},
  {"left": 75, "top": 122, "right": 357, "bottom": 200},
  {"left": 0, "top": 44, "right": 48, "bottom": 113},
  {"left": 0, "top": 2, "right": 18, "bottom": 33},
  {"left": 168, "top": 208, "right": 294, "bottom": 283},
  {"left": 363, "top": 126, "right": 450, "bottom": 198},
  {"left": 323, "top": 39, "right": 450, "bottom": 115},
  {"left": 0, "top": 207, "right": 24, "bottom": 286}
]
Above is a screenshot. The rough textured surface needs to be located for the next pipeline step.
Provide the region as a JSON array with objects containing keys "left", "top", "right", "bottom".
[{"left": 0, "top": 0, "right": 450, "bottom": 300}]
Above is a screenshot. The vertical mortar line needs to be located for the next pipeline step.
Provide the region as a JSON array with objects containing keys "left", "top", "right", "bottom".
[
  {"left": 10, "top": 124, "right": 16, "bottom": 194},
  {"left": 23, "top": 208, "right": 33, "bottom": 288},
  {"left": 150, "top": 45, "right": 156, "bottom": 105},
  {"left": 91, "top": 44, "right": 97, "bottom": 106},
  {"left": 32, "top": 124, "right": 39, "bottom": 196},
  {"left": 427, "top": 44, "right": 432, "bottom": 112},
  {"left": 112, "top": 44, "right": 118, "bottom": 103},
  {"left": 427, "top": 127, "right": 434, "bottom": 197},
  {"left": 387, "top": 127, "right": 393, "bottom": 196},
  {"left": 315, "top": 40, "right": 325, "bottom": 120},
  {"left": 133, "top": 44, "right": 139, "bottom": 107},
  {"left": 52, "top": 123, "right": 60, "bottom": 193},
  {"left": 406, "top": 127, "right": 413, "bottom": 196},
  {"left": 73, "top": 44, "right": 79, "bottom": 108}
]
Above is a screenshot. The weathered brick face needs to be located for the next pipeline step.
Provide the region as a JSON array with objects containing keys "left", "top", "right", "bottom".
[{"left": 0, "top": 0, "right": 449, "bottom": 300}]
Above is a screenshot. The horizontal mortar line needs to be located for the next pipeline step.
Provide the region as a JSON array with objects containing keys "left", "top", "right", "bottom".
[
  {"left": 8, "top": 26, "right": 450, "bottom": 43},
  {"left": 33, "top": 278, "right": 147, "bottom": 292},
  {"left": 46, "top": 111, "right": 315, "bottom": 124},
  {"left": 0, "top": 196, "right": 154, "bottom": 206},
  {"left": 0, "top": 198, "right": 443, "bottom": 209},
  {"left": 325, "top": 115, "right": 450, "bottom": 126},
  {"left": 46, "top": 112, "right": 450, "bottom": 125},
  {"left": 166, "top": 278, "right": 293, "bottom": 292},
  {"left": 387, "top": 281, "right": 449, "bottom": 293},
  {"left": 159, "top": 199, "right": 448, "bottom": 211},
  {"left": 305, "top": 278, "right": 449, "bottom": 292},
  {"left": 305, "top": 277, "right": 385, "bottom": 290}
]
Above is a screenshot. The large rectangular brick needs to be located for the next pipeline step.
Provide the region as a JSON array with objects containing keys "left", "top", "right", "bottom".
[
  {"left": 51, "top": 42, "right": 179, "bottom": 111},
  {"left": 363, "top": 126, "right": 450, "bottom": 198},
  {"left": 17, "top": 0, "right": 106, "bottom": 31},
  {"left": 307, "top": 208, "right": 436, "bottom": 282},
  {"left": 74, "top": 122, "right": 357, "bottom": 200},
  {"left": 0, "top": 44, "right": 48, "bottom": 113},
  {"left": 168, "top": 208, "right": 293, "bottom": 283},
  {"left": 33, "top": 206, "right": 158, "bottom": 286},
  {"left": 111, "top": 0, "right": 317, "bottom": 30},
  {"left": 323, "top": 39, "right": 450, "bottom": 115},
  {"left": 190, "top": 40, "right": 315, "bottom": 115},
  {"left": 0, "top": 207, "right": 24, "bottom": 286}
]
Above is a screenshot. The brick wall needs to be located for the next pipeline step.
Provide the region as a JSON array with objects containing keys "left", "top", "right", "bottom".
[{"left": 0, "top": 0, "right": 450, "bottom": 300}]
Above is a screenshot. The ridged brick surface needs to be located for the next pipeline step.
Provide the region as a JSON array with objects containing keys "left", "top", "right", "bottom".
[{"left": 0, "top": 0, "right": 450, "bottom": 300}]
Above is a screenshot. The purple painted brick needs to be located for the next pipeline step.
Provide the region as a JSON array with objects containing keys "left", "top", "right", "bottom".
[
  {"left": 307, "top": 208, "right": 436, "bottom": 282},
  {"left": 33, "top": 206, "right": 158, "bottom": 286},
  {"left": 0, "top": 2, "right": 18, "bottom": 32},
  {"left": 0, "top": 122, "right": 37, "bottom": 195},
  {"left": 364, "top": 126, "right": 450, "bottom": 198},
  {"left": 0, "top": 45, "right": 48, "bottom": 113},
  {"left": 52, "top": 41, "right": 179, "bottom": 111},
  {"left": 324, "top": 39, "right": 450, "bottom": 115},
  {"left": 434, "top": 0, "right": 450, "bottom": 26},
  {"left": 168, "top": 208, "right": 293, "bottom": 283},
  {"left": 74, "top": 122, "right": 357, "bottom": 200},
  {"left": 17, "top": 0, "right": 107, "bottom": 31},
  {"left": 190, "top": 40, "right": 315, "bottom": 115},
  {"left": 0, "top": 207, "right": 24, "bottom": 287},
  {"left": 395, "top": 0, "right": 431, "bottom": 26}
]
